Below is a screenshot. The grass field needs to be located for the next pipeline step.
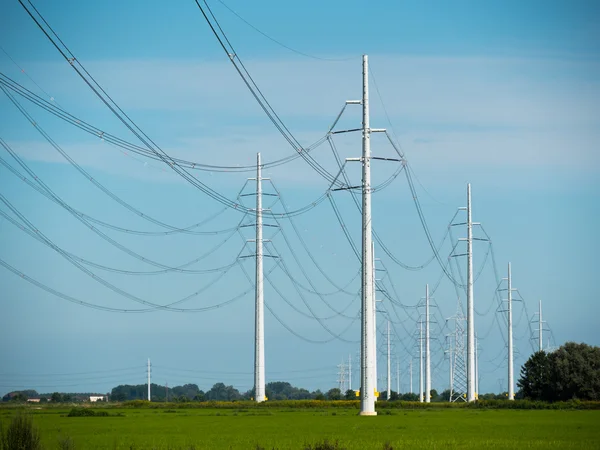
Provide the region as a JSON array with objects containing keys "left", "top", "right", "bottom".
[{"left": 1, "top": 405, "right": 599, "bottom": 449}]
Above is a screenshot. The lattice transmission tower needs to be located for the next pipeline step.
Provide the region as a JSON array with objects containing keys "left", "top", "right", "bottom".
[{"left": 446, "top": 303, "right": 468, "bottom": 402}]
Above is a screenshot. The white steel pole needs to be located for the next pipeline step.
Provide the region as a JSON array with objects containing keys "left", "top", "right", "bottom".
[
  {"left": 419, "top": 321, "right": 424, "bottom": 402},
  {"left": 449, "top": 345, "right": 454, "bottom": 402},
  {"left": 410, "top": 358, "right": 413, "bottom": 394},
  {"left": 508, "top": 262, "right": 514, "bottom": 400},
  {"left": 147, "top": 358, "right": 151, "bottom": 401},
  {"left": 359, "top": 54, "right": 376, "bottom": 416},
  {"left": 349, "top": 354, "right": 352, "bottom": 392},
  {"left": 254, "top": 153, "right": 265, "bottom": 403},
  {"left": 372, "top": 242, "right": 378, "bottom": 399},
  {"left": 425, "top": 284, "right": 431, "bottom": 403},
  {"left": 539, "top": 300, "right": 543, "bottom": 352},
  {"left": 396, "top": 358, "right": 400, "bottom": 394},
  {"left": 475, "top": 334, "right": 479, "bottom": 398},
  {"left": 387, "top": 320, "right": 391, "bottom": 400},
  {"left": 466, "top": 183, "right": 476, "bottom": 402}
]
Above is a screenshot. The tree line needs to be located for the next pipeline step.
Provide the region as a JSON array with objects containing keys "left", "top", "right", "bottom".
[
  {"left": 518, "top": 342, "right": 599, "bottom": 401},
  {"left": 4, "top": 342, "right": 597, "bottom": 404}
]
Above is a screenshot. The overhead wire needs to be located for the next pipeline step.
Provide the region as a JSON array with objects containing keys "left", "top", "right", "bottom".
[
  {"left": 1, "top": 85, "right": 248, "bottom": 236},
  {"left": 213, "top": 0, "right": 356, "bottom": 62},
  {"left": 18, "top": 0, "right": 331, "bottom": 217},
  {"left": 0, "top": 73, "right": 332, "bottom": 174},
  {"left": 267, "top": 179, "right": 360, "bottom": 296},
  {"left": 236, "top": 246, "right": 359, "bottom": 343},
  {"left": 0, "top": 206, "right": 239, "bottom": 277},
  {"left": 194, "top": 0, "right": 344, "bottom": 188},
  {"left": 0, "top": 136, "right": 246, "bottom": 274},
  {"left": 0, "top": 189, "right": 257, "bottom": 312}
]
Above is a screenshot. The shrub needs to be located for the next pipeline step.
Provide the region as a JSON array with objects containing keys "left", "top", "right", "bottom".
[
  {"left": 304, "top": 439, "right": 345, "bottom": 450},
  {"left": 58, "top": 435, "right": 75, "bottom": 450},
  {"left": 67, "top": 408, "right": 110, "bottom": 417},
  {"left": 0, "top": 412, "right": 42, "bottom": 450}
]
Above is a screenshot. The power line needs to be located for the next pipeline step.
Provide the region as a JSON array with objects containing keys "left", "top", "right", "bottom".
[
  {"left": 0, "top": 73, "right": 330, "bottom": 174},
  {"left": 17, "top": 0, "right": 333, "bottom": 216},
  {"left": 213, "top": 0, "right": 357, "bottom": 62}
]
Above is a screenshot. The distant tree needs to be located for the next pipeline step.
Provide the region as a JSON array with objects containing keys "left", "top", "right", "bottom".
[
  {"left": 50, "top": 392, "right": 62, "bottom": 403},
  {"left": 326, "top": 388, "right": 342, "bottom": 400},
  {"left": 344, "top": 389, "right": 356, "bottom": 400},
  {"left": 193, "top": 391, "right": 205, "bottom": 402},
  {"left": 400, "top": 393, "right": 418, "bottom": 401},
  {"left": 518, "top": 350, "right": 554, "bottom": 401},
  {"left": 477, "top": 392, "right": 496, "bottom": 401},
  {"left": 435, "top": 389, "right": 451, "bottom": 402},
  {"left": 389, "top": 390, "right": 399, "bottom": 401},
  {"left": 23, "top": 390, "right": 38, "bottom": 398},
  {"left": 205, "top": 383, "right": 242, "bottom": 401},
  {"left": 518, "top": 343, "right": 600, "bottom": 401},
  {"left": 313, "top": 390, "right": 325, "bottom": 400},
  {"left": 552, "top": 342, "right": 600, "bottom": 401},
  {"left": 12, "top": 393, "right": 27, "bottom": 402}
]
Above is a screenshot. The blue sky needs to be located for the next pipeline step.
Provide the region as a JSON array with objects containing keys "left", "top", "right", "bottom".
[{"left": 0, "top": 0, "right": 598, "bottom": 397}]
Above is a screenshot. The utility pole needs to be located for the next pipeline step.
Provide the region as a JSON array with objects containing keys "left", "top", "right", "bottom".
[
  {"left": 448, "top": 343, "right": 454, "bottom": 402},
  {"left": 466, "top": 183, "right": 476, "bottom": 402},
  {"left": 539, "top": 300, "right": 543, "bottom": 352},
  {"left": 348, "top": 354, "right": 352, "bottom": 392},
  {"left": 409, "top": 358, "right": 413, "bottom": 394},
  {"left": 508, "top": 262, "right": 514, "bottom": 401},
  {"left": 419, "top": 321, "right": 424, "bottom": 402},
  {"left": 387, "top": 320, "right": 391, "bottom": 400},
  {"left": 147, "top": 358, "right": 151, "bottom": 401},
  {"left": 254, "top": 152, "right": 265, "bottom": 403},
  {"left": 425, "top": 284, "right": 431, "bottom": 403},
  {"left": 359, "top": 54, "right": 376, "bottom": 416},
  {"left": 372, "top": 243, "right": 378, "bottom": 400},
  {"left": 396, "top": 358, "right": 400, "bottom": 394},
  {"left": 475, "top": 335, "right": 479, "bottom": 398}
]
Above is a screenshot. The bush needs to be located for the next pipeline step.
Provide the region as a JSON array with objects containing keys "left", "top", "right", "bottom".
[
  {"left": 0, "top": 412, "right": 42, "bottom": 450},
  {"left": 58, "top": 435, "right": 75, "bottom": 450},
  {"left": 304, "top": 439, "right": 345, "bottom": 450},
  {"left": 67, "top": 408, "right": 110, "bottom": 417}
]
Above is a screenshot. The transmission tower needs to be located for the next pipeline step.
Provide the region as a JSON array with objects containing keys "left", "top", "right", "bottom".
[
  {"left": 466, "top": 184, "right": 476, "bottom": 402},
  {"left": 326, "top": 54, "right": 399, "bottom": 415},
  {"left": 531, "top": 299, "right": 548, "bottom": 352},
  {"left": 507, "top": 263, "right": 515, "bottom": 400},
  {"left": 348, "top": 354, "right": 353, "bottom": 392},
  {"left": 396, "top": 357, "right": 400, "bottom": 394},
  {"left": 337, "top": 359, "right": 348, "bottom": 393},
  {"left": 386, "top": 319, "right": 391, "bottom": 400},
  {"left": 372, "top": 243, "right": 378, "bottom": 400},
  {"left": 147, "top": 358, "right": 151, "bottom": 401},
  {"left": 419, "top": 320, "right": 424, "bottom": 403},
  {"left": 253, "top": 153, "right": 266, "bottom": 403},
  {"left": 446, "top": 303, "right": 468, "bottom": 402},
  {"left": 425, "top": 284, "right": 431, "bottom": 403},
  {"left": 409, "top": 358, "right": 413, "bottom": 394}
]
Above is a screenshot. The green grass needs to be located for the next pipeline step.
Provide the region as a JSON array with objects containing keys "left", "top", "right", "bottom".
[{"left": 1, "top": 406, "right": 598, "bottom": 449}]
